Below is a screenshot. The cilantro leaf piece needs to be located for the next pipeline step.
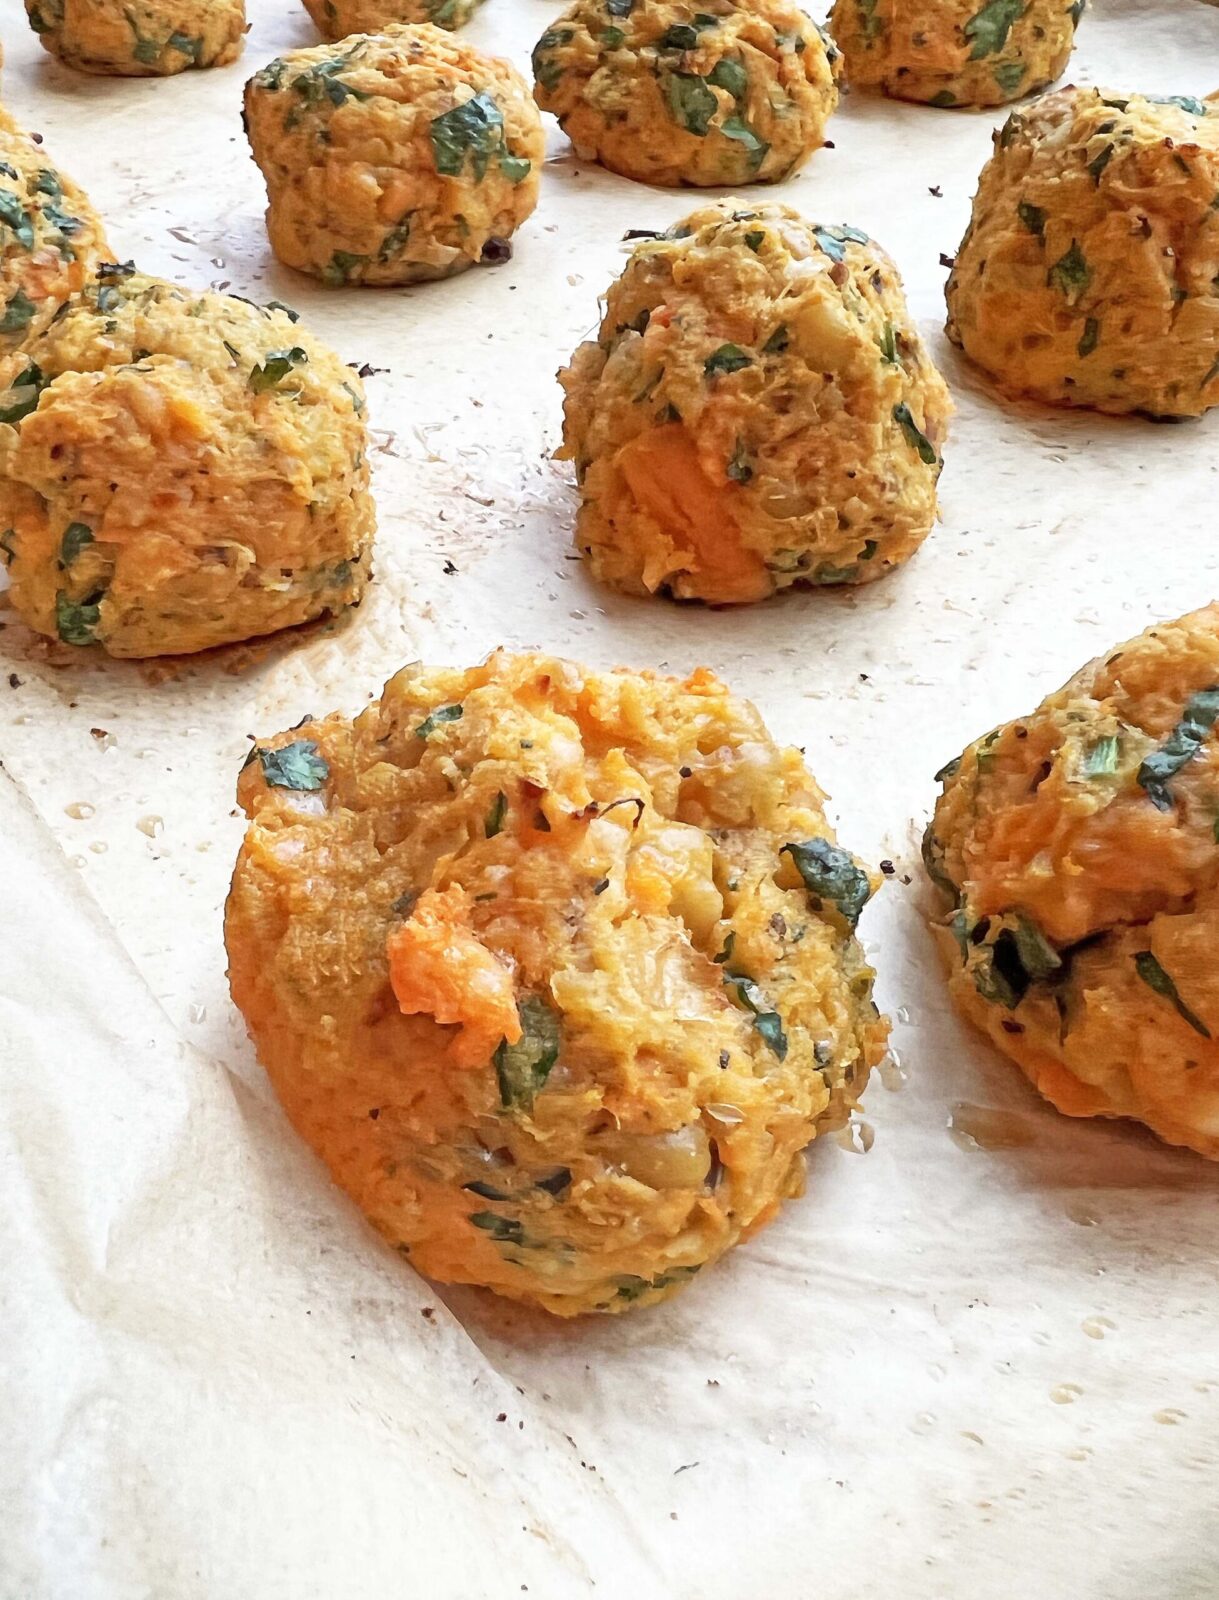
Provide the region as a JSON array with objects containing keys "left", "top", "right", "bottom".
[
  {"left": 704, "top": 342, "right": 751, "bottom": 377},
  {"left": 969, "top": 914, "right": 1060, "bottom": 1009},
  {"left": 993, "top": 61, "right": 1025, "bottom": 95},
  {"left": 323, "top": 250, "right": 368, "bottom": 285},
  {"left": 1080, "top": 734, "right": 1119, "bottom": 777},
  {"left": 665, "top": 72, "right": 718, "bottom": 135},
  {"left": 495, "top": 997, "right": 562, "bottom": 1111},
  {"left": 964, "top": 0, "right": 1027, "bottom": 60},
  {"left": 1137, "top": 687, "right": 1219, "bottom": 810},
  {"left": 55, "top": 589, "right": 103, "bottom": 645},
  {"left": 1147, "top": 95, "right": 1208, "bottom": 117},
  {"left": 1077, "top": 316, "right": 1100, "bottom": 358},
  {"left": 1017, "top": 200, "right": 1047, "bottom": 237},
  {"left": 812, "top": 224, "right": 868, "bottom": 262},
  {"left": 485, "top": 790, "right": 508, "bottom": 838},
  {"left": 431, "top": 92, "right": 507, "bottom": 181},
  {"left": 0, "top": 290, "right": 35, "bottom": 335},
  {"left": 167, "top": 31, "right": 202, "bottom": 61},
  {"left": 1134, "top": 951, "right": 1211, "bottom": 1037},
  {"left": 257, "top": 739, "right": 330, "bottom": 790},
  {"left": 1047, "top": 240, "right": 1091, "bottom": 303},
  {"left": 783, "top": 838, "right": 872, "bottom": 928},
  {"left": 723, "top": 973, "right": 788, "bottom": 1059},
  {"left": 0, "top": 360, "right": 47, "bottom": 424},
  {"left": 877, "top": 321, "right": 898, "bottom": 364},
  {"left": 249, "top": 347, "right": 308, "bottom": 393},
  {"left": 60, "top": 523, "right": 93, "bottom": 564},
  {"left": 893, "top": 402, "right": 938, "bottom": 464},
  {"left": 0, "top": 190, "right": 35, "bottom": 251},
  {"left": 469, "top": 1211, "right": 525, "bottom": 1244},
  {"left": 707, "top": 58, "right": 747, "bottom": 99},
  {"left": 415, "top": 702, "right": 464, "bottom": 740},
  {"left": 761, "top": 324, "right": 789, "bottom": 355},
  {"left": 720, "top": 115, "right": 769, "bottom": 169}
]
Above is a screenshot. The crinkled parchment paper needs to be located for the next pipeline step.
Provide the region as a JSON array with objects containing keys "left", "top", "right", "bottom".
[{"left": 2, "top": 3, "right": 1219, "bottom": 1596}]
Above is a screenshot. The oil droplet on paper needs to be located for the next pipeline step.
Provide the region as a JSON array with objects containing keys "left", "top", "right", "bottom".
[
  {"left": 68, "top": 853, "right": 86, "bottom": 868},
  {"left": 878, "top": 1049, "right": 908, "bottom": 1092},
  {"left": 909, "top": 1412, "right": 936, "bottom": 1436},
  {"left": 1154, "top": 1409, "right": 1187, "bottom": 1426},
  {"left": 137, "top": 814, "right": 164, "bottom": 838},
  {"left": 1082, "top": 1316, "right": 1115, "bottom": 1341},
  {"left": 948, "top": 1103, "right": 1036, "bottom": 1152},
  {"left": 833, "top": 1117, "right": 875, "bottom": 1154},
  {"left": 89, "top": 840, "right": 108, "bottom": 855},
  {"left": 1066, "top": 1446, "right": 1092, "bottom": 1462},
  {"left": 64, "top": 801, "right": 95, "bottom": 820},
  {"left": 1051, "top": 1384, "right": 1083, "bottom": 1405},
  {"left": 1065, "top": 1201, "right": 1100, "bottom": 1228},
  {"left": 188, "top": 1003, "right": 207, "bottom": 1025}
]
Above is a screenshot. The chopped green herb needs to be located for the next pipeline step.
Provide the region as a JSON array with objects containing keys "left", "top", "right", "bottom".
[
  {"left": 1017, "top": 200, "right": 1047, "bottom": 238},
  {"left": 723, "top": 973, "right": 787, "bottom": 1059},
  {"left": 600, "top": 25, "right": 625, "bottom": 47},
  {"left": 60, "top": 523, "right": 93, "bottom": 565},
  {"left": 993, "top": 61, "right": 1025, "bottom": 95},
  {"left": 877, "top": 321, "right": 898, "bottom": 364},
  {"left": 1137, "top": 687, "right": 1219, "bottom": 810},
  {"left": 166, "top": 32, "right": 202, "bottom": 61},
  {"left": 431, "top": 92, "right": 511, "bottom": 181},
  {"left": 1069, "top": 0, "right": 1084, "bottom": 22},
  {"left": 1077, "top": 316, "right": 1100, "bottom": 357},
  {"left": 500, "top": 154, "right": 532, "bottom": 184},
  {"left": 1081, "top": 734, "right": 1119, "bottom": 777},
  {"left": 707, "top": 58, "right": 747, "bottom": 99},
  {"left": 783, "top": 838, "right": 871, "bottom": 928},
  {"left": 921, "top": 826, "right": 958, "bottom": 901},
  {"left": 1134, "top": 951, "right": 1210, "bottom": 1037},
  {"left": 713, "top": 930, "right": 736, "bottom": 965},
  {"left": 704, "top": 343, "right": 751, "bottom": 377},
  {"left": 1087, "top": 143, "right": 1113, "bottom": 183},
  {"left": 485, "top": 790, "right": 508, "bottom": 838},
  {"left": 0, "top": 290, "right": 35, "bottom": 336},
  {"left": 1047, "top": 240, "right": 1091, "bottom": 303},
  {"left": 761, "top": 324, "right": 789, "bottom": 355},
  {"left": 812, "top": 224, "right": 868, "bottom": 263},
  {"left": 55, "top": 590, "right": 102, "bottom": 646},
  {"left": 1147, "top": 95, "right": 1208, "bottom": 118},
  {"left": 0, "top": 360, "right": 47, "bottom": 424},
  {"left": 249, "top": 346, "right": 308, "bottom": 393},
  {"left": 606, "top": 0, "right": 633, "bottom": 14},
  {"left": 930, "top": 90, "right": 958, "bottom": 108},
  {"left": 257, "top": 739, "right": 330, "bottom": 791},
  {"left": 744, "top": 230, "right": 765, "bottom": 252},
  {"left": 665, "top": 73, "right": 718, "bottom": 136},
  {"left": 532, "top": 27, "right": 572, "bottom": 90},
  {"left": 893, "top": 402, "right": 937, "bottom": 464},
  {"left": 720, "top": 116, "right": 769, "bottom": 170},
  {"left": 415, "top": 702, "right": 464, "bottom": 740},
  {"left": 964, "top": 0, "right": 1026, "bottom": 60},
  {"left": 726, "top": 441, "right": 753, "bottom": 483},
  {"left": 469, "top": 1211, "right": 525, "bottom": 1244},
  {"left": 323, "top": 250, "right": 368, "bottom": 285},
  {"left": 495, "top": 997, "right": 562, "bottom": 1111},
  {"left": 969, "top": 913, "right": 1060, "bottom": 1009},
  {"left": 0, "top": 191, "right": 35, "bottom": 251}
]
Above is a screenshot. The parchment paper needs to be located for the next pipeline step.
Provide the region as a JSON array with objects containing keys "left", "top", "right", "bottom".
[{"left": 2, "top": 2, "right": 1219, "bottom": 1596}]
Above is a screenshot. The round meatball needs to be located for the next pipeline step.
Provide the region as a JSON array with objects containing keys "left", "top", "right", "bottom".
[
  {"left": 244, "top": 26, "right": 544, "bottom": 286},
  {"left": 532, "top": 0, "right": 839, "bottom": 187},
  {"left": 946, "top": 87, "right": 1219, "bottom": 417},
  {"left": 0, "top": 109, "right": 110, "bottom": 353},
  {"left": 24, "top": 0, "right": 245, "bottom": 75},
  {"left": 828, "top": 0, "right": 1081, "bottom": 109},
  {"left": 225, "top": 650, "right": 889, "bottom": 1315},
  {"left": 559, "top": 203, "right": 952, "bottom": 604},
  {"left": 0, "top": 266, "right": 373, "bottom": 658},
  {"left": 303, "top": 0, "right": 484, "bottom": 38},
  {"left": 925, "top": 604, "right": 1219, "bottom": 1161}
]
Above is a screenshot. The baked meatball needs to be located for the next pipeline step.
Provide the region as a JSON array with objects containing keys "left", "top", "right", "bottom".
[
  {"left": 225, "top": 650, "right": 889, "bottom": 1315},
  {"left": 532, "top": 0, "right": 839, "bottom": 187},
  {"left": 946, "top": 87, "right": 1219, "bottom": 417},
  {"left": 828, "top": 0, "right": 1081, "bottom": 109},
  {"left": 303, "top": 0, "right": 484, "bottom": 38},
  {"left": 925, "top": 603, "right": 1219, "bottom": 1161},
  {"left": 244, "top": 26, "right": 543, "bottom": 285},
  {"left": 559, "top": 202, "right": 951, "bottom": 604},
  {"left": 0, "top": 109, "right": 110, "bottom": 353},
  {"left": 0, "top": 266, "right": 372, "bottom": 658},
  {"left": 24, "top": 0, "right": 245, "bottom": 75}
]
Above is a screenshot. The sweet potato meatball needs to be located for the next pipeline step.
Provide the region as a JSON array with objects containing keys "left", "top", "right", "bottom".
[
  {"left": 244, "top": 26, "right": 543, "bottom": 285},
  {"left": 303, "top": 0, "right": 484, "bottom": 38},
  {"left": 225, "top": 651, "right": 889, "bottom": 1315},
  {"left": 828, "top": 0, "right": 1081, "bottom": 109},
  {"left": 24, "top": 0, "right": 245, "bottom": 75},
  {"left": 532, "top": 0, "right": 839, "bottom": 187},
  {"left": 0, "top": 266, "right": 373, "bottom": 657},
  {"left": 946, "top": 87, "right": 1219, "bottom": 416},
  {"left": 559, "top": 202, "right": 951, "bottom": 604},
  {"left": 0, "top": 108, "right": 110, "bottom": 352},
  {"left": 925, "top": 603, "right": 1219, "bottom": 1160}
]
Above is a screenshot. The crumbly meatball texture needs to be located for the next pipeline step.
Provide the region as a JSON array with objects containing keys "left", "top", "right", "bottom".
[
  {"left": 925, "top": 604, "right": 1219, "bottom": 1161},
  {"left": 303, "top": 0, "right": 484, "bottom": 38},
  {"left": 559, "top": 203, "right": 951, "bottom": 604},
  {"left": 25, "top": 0, "right": 245, "bottom": 75},
  {"left": 828, "top": 0, "right": 1081, "bottom": 109},
  {"left": 946, "top": 87, "right": 1219, "bottom": 417},
  {"left": 244, "top": 26, "right": 544, "bottom": 286},
  {"left": 0, "top": 267, "right": 372, "bottom": 658},
  {"left": 225, "top": 651, "right": 889, "bottom": 1315},
  {"left": 0, "top": 109, "right": 110, "bottom": 353},
  {"left": 532, "top": 0, "right": 839, "bottom": 187}
]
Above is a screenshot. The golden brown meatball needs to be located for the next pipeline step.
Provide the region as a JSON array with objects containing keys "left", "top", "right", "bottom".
[
  {"left": 559, "top": 202, "right": 952, "bottom": 604},
  {"left": 244, "top": 26, "right": 544, "bottom": 285},
  {"left": 925, "top": 603, "right": 1219, "bottom": 1161},
  {"left": 24, "top": 0, "right": 245, "bottom": 75},
  {"left": 225, "top": 650, "right": 889, "bottom": 1315},
  {"left": 828, "top": 0, "right": 1081, "bottom": 109},
  {"left": 303, "top": 0, "right": 484, "bottom": 39},
  {"left": 0, "top": 266, "right": 373, "bottom": 658},
  {"left": 532, "top": 0, "right": 839, "bottom": 187},
  {"left": 0, "top": 109, "right": 110, "bottom": 353},
  {"left": 946, "top": 87, "right": 1219, "bottom": 417}
]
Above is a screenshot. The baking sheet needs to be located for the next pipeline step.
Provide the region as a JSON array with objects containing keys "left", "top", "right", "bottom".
[{"left": 2, "top": 2, "right": 1219, "bottom": 1595}]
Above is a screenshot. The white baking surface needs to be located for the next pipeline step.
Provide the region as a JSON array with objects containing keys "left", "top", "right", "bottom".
[{"left": 2, "top": 2, "right": 1218, "bottom": 1596}]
